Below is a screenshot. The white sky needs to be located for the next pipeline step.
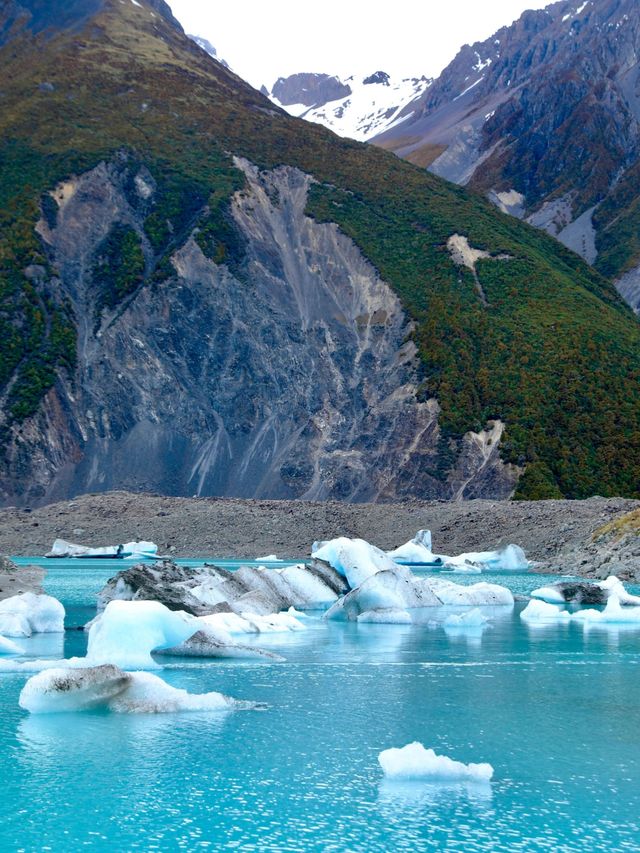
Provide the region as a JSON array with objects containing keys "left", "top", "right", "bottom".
[{"left": 169, "top": 0, "right": 553, "bottom": 88}]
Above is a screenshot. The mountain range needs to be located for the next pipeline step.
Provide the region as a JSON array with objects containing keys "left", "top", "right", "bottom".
[
  {"left": 272, "top": 0, "right": 640, "bottom": 312},
  {"left": 1, "top": 0, "right": 640, "bottom": 508}
]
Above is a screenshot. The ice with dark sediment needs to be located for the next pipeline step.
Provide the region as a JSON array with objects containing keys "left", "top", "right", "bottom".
[{"left": 18, "top": 664, "right": 262, "bottom": 715}]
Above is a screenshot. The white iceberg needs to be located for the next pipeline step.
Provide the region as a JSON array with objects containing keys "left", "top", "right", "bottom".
[
  {"left": 326, "top": 570, "right": 513, "bottom": 621},
  {"left": 86, "top": 600, "right": 198, "bottom": 669},
  {"left": 442, "top": 545, "right": 528, "bottom": 573},
  {"left": 520, "top": 599, "right": 570, "bottom": 623},
  {"left": 47, "top": 538, "right": 158, "bottom": 560},
  {"left": 521, "top": 595, "right": 640, "bottom": 628},
  {"left": 18, "top": 665, "right": 260, "bottom": 715},
  {"left": 0, "top": 635, "right": 24, "bottom": 655},
  {"left": 255, "top": 554, "right": 282, "bottom": 562},
  {"left": 378, "top": 742, "right": 494, "bottom": 782},
  {"left": 312, "top": 537, "right": 400, "bottom": 589},
  {"left": 199, "top": 609, "right": 305, "bottom": 636},
  {"left": 0, "top": 592, "right": 65, "bottom": 637},
  {"left": 387, "top": 530, "right": 440, "bottom": 565}
]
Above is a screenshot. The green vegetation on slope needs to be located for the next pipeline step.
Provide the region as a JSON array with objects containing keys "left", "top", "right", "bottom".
[{"left": 1, "top": 0, "right": 640, "bottom": 499}]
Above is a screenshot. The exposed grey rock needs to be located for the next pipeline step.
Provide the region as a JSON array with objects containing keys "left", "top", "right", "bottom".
[
  {"left": 0, "top": 156, "right": 518, "bottom": 506},
  {"left": 271, "top": 73, "right": 351, "bottom": 107},
  {"left": 0, "top": 559, "right": 45, "bottom": 602}
]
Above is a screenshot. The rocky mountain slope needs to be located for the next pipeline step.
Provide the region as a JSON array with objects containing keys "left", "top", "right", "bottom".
[
  {"left": 2, "top": 0, "right": 640, "bottom": 506},
  {"left": 267, "top": 71, "right": 432, "bottom": 141},
  {"left": 373, "top": 0, "right": 640, "bottom": 309}
]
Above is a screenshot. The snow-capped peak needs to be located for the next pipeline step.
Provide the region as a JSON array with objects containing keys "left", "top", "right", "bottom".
[{"left": 268, "top": 71, "right": 432, "bottom": 142}]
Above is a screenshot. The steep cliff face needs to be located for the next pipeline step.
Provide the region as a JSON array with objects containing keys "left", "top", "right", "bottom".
[{"left": 1, "top": 156, "right": 518, "bottom": 506}]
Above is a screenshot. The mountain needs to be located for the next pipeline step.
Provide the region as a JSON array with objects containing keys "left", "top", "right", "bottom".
[
  {"left": 267, "top": 71, "right": 432, "bottom": 141},
  {"left": 187, "top": 34, "right": 230, "bottom": 69},
  {"left": 373, "top": 0, "right": 640, "bottom": 310},
  {"left": 1, "top": 0, "right": 640, "bottom": 507}
]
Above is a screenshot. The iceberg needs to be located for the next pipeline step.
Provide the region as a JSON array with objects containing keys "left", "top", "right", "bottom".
[
  {"left": 0, "top": 635, "right": 24, "bottom": 655},
  {"left": 387, "top": 530, "right": 441, "bottom": 565},
  {"left": 441, "top": 545, "right": 528, "bottom": 573},
  {"left": 0, "top": 592, "right": 65, "bottom": 637},
  {"left": 47, "top": 538, "right": 159, "bottom": 560},
  {"left": 19, "top": 665, "right": 261, "bottom": 715},
  {"left": 521, "top": 595, "right": 640, "bottom": 628},
  {"left": 325, "top": 570, "right": 513, "bottom": 621},
  {"left": 86, "top": 600, "right": 199, "bottom": 669},
  {"left": 531, "top": 576, "right": 640, "bottom": 606},
  {"left": 520, "top": 599, "right": 570, "bottom": 623},
  {"left": 378, "top": 742, "right": 494, "bottom": 782},
  {"left": 312, "top": 537, "right": 401, "bottom": 589},
  {"left": 99, "top": 560, "right": 346, "bottom": 617}
]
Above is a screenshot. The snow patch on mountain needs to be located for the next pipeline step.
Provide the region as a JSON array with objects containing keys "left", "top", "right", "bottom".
[{"left": 268, "top": 72, "right": 432, "bottom": 142}]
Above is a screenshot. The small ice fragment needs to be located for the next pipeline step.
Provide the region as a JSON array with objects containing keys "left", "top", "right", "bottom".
[{"left": 378, "top": 742, "right": 494, "bottom": 782}]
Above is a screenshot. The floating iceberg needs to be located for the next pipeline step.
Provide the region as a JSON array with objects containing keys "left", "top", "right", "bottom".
[
  {"left": 521, "top": 594, "right": 640, "bottom": 628},
  {"left": 0, "top": 593, "right": 65, "bottom": 637},
  {"left": 441, "top": 545, "right": 528, "bottom": 573},
  {"left": 47, "top": 538, "right": 159, "bottom": 560},
  {"left": 0, "top": 635, "right": 24, "bottom": 655},
  {"left": 312, "top": 537, "right": 400, "bottom": 588},
  {"left": 87, "top": 600, "right": 198, "bottom": 669},
  {"left": 520, "top": 599, "right": 570, "bottom": 623},
  {"left": 99, "top": 560, "right": 346, "bottom": 617},
  {"left": 325, "top": 570, "right": 513, "bottom": 621},
  {"left": 378, "top": 742, "right": 494, "bottom": 782},
  {"left": 387, "top": 531, "right": 441, "bottom": 565},
  {"left": 18, "top": 665, "right": 260, "bottom": 715},
  {"left": 531, "top": 576, "right": 640, "bottom": 606},
  {"left": 255, "top": 554, "right": 283, "bottom": 562}
]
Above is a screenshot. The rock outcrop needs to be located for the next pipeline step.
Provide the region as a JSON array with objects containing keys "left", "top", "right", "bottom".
[{"left": 0, "top": 156, "right": 518, "bottom": 506}]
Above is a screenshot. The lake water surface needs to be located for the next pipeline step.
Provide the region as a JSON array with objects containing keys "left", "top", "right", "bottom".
[{"left": 2, "top": 560, "right": 640, "bottom": 851}]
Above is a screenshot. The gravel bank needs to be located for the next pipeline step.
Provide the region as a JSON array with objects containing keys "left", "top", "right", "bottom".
[{"left": 1, "top": 492, "right": 639, "bottom": 577}]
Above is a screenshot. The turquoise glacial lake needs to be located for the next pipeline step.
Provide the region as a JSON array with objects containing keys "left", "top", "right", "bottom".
[{"left": 2, "top": 560, "right": 640, "bottom": 851}]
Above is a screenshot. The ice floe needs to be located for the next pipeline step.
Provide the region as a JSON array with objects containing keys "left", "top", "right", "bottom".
[
  {"left": 378, "top": 742, "right": 494, "bottom": 782},
  {"left": 0, "top": 593, "right": 65, "bottom": 637},
  {"left": 18, "top": 665, "right": 260, "bottom": 715},
  {"left": 47, "top": 538, "right": 159, "bottom": 560}
]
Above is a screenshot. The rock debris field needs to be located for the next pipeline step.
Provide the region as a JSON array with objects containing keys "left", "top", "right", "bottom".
[{"left": 1, "top": 492, "right": 640, "bottom": 580}]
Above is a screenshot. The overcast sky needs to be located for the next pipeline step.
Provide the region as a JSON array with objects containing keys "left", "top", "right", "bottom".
[{"left": 169, "top": 0, "right": 553, "bottom": 88}]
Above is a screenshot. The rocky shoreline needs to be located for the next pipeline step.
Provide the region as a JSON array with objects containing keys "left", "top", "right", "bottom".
[{"left": 1, "top": 491, "right": 640, "bottom": 580}]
